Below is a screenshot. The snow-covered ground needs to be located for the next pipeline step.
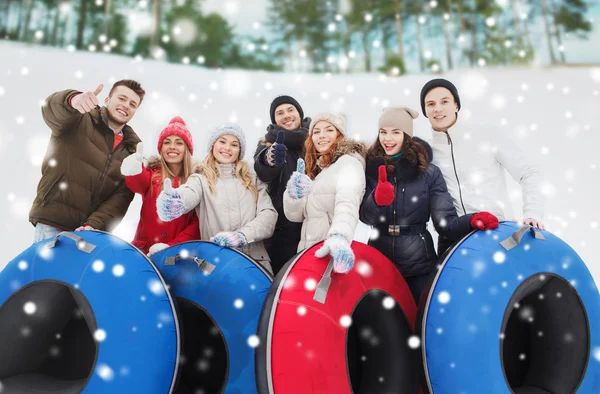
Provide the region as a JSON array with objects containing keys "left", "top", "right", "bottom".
[{"left": 0, "top": 41, "right": 599, "bottom": 286}]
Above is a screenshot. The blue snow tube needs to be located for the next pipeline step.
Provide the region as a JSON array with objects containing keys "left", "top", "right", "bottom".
[
  {"left": 421, "top": 222, "right": 600, "bottom": 393},
  {"left": 0, "top": 231, "right": 179, "bottom": 394},
  {"left": 151, "top": 241, "right": 273, "bottom": 394}
]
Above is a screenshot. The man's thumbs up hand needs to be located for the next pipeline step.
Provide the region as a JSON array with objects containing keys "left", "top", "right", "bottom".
[{"left": 71, "top": 84, "right": 103, "bottom": 114}]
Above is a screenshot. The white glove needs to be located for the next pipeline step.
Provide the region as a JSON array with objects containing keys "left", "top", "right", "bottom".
[
  {"left": 148, "top": 242, "right": 169, "bottom": 256},
  {"left": 156, "top": 178, "right": 186, "bottom": 222},
  {"left": 315, "top": 234, "right": 355, "bottom": 274},
  {"left": 121, "top": 142, "right": 144, "bottom": 176}
]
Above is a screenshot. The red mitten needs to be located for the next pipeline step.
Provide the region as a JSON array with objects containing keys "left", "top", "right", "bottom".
[
  {"left": 374, "top": 165, "right": 395, "bottom": 207},
  {"left": 470, "top": 211, "right": 499, "bottom": 230}
]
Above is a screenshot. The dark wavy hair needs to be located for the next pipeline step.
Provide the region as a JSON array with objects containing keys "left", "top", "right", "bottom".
[{"left": 367, "top": 133, "right": 429, "bottom": 175}]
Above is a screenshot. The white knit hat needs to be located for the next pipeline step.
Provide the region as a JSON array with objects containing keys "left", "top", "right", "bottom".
[
  {"left": 309, "top": 113, "right": 347, "bottom": 137},
  {"left": 207, "top": 123, "right": 247, "bottom": 158}
]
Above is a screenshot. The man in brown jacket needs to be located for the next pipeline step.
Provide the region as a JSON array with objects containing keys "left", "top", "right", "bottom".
[{"left": 30, "top": 80, "right": 144, "bottom": 242}]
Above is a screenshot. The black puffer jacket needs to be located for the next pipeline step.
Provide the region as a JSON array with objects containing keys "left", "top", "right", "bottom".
[
  {"left": 253, "top": 118, "right": 310, "bottom": 271},
  {"left": 359, "top": 138, "right": 472, "bottom": 277}
]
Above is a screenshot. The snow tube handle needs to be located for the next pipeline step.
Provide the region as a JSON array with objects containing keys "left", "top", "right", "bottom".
[
  {"left": 500, "top": 224, "right": 545, "bottom": 251},
  {"left": 313, "top": 258, "right": 335, "bottom": 304},
  {"left": 44, "top": 231, "right": 96, "bottom": 254},
  {"left": 165, "top": 254, "right": 216, "bottom": 275}
]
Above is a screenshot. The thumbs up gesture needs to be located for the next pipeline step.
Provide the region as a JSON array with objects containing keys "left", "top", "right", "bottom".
[
  {"left": 121, "top": 142, "right": 144, "bottom": 176},
  {"left": 264, "top": 130, "right": 287, "bottom": 167},
  {"left": 286, "top": 158, "right": 313, "bottom": 200},
  {"left": 156, "top": 178, "right": 186, "bottom": 222},
  {"left": 374, "top": 165, "right": 395, "bottom": 206},
  {"left": 71, "top": 84, "right": 104, "bottom": 114}
]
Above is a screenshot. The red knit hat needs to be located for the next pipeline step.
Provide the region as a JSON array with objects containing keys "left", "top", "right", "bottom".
[{"left": 157, "top": 116, "right": 194, "bottom": 154}]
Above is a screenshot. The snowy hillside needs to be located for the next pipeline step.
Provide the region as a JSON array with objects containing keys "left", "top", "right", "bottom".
[{"left": 0, "top": 41, "right": 598, "bottom": 286}]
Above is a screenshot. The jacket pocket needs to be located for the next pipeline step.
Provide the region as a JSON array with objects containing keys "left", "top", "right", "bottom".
[{"left": 42, "top": 173, "right": 65, "bottom": 205}]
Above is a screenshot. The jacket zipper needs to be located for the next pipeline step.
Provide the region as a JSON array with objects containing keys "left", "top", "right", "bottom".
[
  {"left": 92, "top": 152, "right": 113, "bottom": 198},
  {"left": 445, "top": 131, "right": 467, "bottom": 214},
  {"left": 392, "top": 176, "right": 400, "bottom": 262},
  {"left": 420, "top": 233, "right": 430, "bottom": 259}
]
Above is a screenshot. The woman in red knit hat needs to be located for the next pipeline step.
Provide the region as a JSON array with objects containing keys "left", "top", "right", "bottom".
[{"left": 120, "top": 116, "right": 200, "bottom": 255}]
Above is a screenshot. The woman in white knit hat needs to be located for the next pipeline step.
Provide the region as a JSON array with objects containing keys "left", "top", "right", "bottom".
[
  {"left": 283, "top": 112, "right": 367, "bottom": 274},
  {"left": 359, "top": 107, "right": 498, "bottom": 303},
  {"left": 155, "top": 123, "right": 277, "bottom": 273}
]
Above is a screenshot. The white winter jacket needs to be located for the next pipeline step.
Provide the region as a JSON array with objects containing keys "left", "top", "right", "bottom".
[
  {"left": 284, "top": 140, "right": 367, "bottom": 251},
  {"left": 175, "top": 163, "right": 277, "bottom": 272},
  {"left": 428, "top": 121, "right": 544, "bottom": 221}
]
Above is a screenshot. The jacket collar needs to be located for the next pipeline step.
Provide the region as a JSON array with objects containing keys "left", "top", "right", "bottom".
[{"left": 91, "top": 106, "right": 139, "bottom": 152}]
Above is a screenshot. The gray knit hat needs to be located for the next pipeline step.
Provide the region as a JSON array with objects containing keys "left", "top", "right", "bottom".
[
  {"left": 207, "top": 123, "right": 247, "bottom": 159},
  {"left": 309, "top": 112, "right": 347, "bottom": 137},
  {"left": 379, "top": 107, "right": 419, "bottom": 137}
]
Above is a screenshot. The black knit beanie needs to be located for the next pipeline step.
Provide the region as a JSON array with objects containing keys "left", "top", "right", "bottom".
[
  {"left": 270, "top": 95, "right": 304, "bottom": 124},
  {"left": 420, "top": 79, "right": 461, "bottom": 118}
]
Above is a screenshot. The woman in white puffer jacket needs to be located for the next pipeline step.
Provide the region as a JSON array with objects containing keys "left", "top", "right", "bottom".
[
  {"left": 156, "top": 123, "right": 277, "bottom": 273},
  {"left": 283, "top": 113, "right": 367, "bottom": 274}
]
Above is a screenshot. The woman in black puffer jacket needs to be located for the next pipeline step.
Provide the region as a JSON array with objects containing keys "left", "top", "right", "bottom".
[{"left": 360, "top": 107, "right": 498, "bottom": 303}]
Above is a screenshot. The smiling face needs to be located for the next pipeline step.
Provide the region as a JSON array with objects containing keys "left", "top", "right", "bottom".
[
  {"left": 160, "top": 135, "right": 186, "bottom": 165},
  {"left": 378, "top": 127, "right": 404, "bottom": 156},
  {"left": 212, "top": 134, "right": 240, "bottom": 164},
  {"left": 424, "top": 87, "right": 459, "bottom": 132},
  {"left": 274, "top": 103, "right": 301, "bottom": 130},
  {"left": 311, "top": 121, "right": 340, "bottom": 153},
  {"left": 104, "top": 85, "right": 140, "bottom": 126}
]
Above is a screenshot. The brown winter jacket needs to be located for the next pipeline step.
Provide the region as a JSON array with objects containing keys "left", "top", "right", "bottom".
[{"left": 29, "top": 89, "right": 141, "bottom": 231}]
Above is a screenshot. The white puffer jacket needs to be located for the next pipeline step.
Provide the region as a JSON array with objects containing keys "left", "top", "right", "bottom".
[
  {"left": 284, "top": 140, "right": 367, "bottom": 251},
  {"left": 428, "top": 121, "right": 544, "bottom": 221},
  {"left": 175, "top": 163, "right": 277, "bottom": 272}
]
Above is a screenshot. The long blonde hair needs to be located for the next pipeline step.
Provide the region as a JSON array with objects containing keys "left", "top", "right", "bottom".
[
  {"left": 150, "top": 147, "right": 194, "bottom": 194},
  {"left": 197, "top": 152, "right": 258, "bottom": 200}
]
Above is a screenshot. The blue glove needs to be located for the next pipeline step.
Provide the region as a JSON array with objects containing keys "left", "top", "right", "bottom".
[
  {"left": 211, "top": 232, "right": 247, "bottom": 248},
  {"left": 314, "top": 234, "right": 355, "bottom": 274},
  {"left": 156, "top": 178, "right": 186, "bottom": 222},
  {"left": 286, "top": 159, "right": 313, "bottom": 199},
  {"left": 264, "top": 130, "right": 286, "bottom": 167}
]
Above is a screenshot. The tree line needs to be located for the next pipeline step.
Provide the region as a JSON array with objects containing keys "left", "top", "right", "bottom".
[{"left": 0, "top": 0, "right": 593, "bottom": 74}]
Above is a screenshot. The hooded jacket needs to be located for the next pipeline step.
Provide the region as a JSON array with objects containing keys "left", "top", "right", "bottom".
[
  {"left": 284, "top": 140, "right": 367, "bottom": 251},
  {"left": 360, "top": 138, "right": 472, "bottom": 277}
]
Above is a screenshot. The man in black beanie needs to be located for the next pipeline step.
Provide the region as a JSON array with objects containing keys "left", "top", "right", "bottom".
[
  {"left": 420, "top": 78, "right": 545, "bottom": 255},
  {"left": 254, "top": 95, "right": 311, "bottom": 274}
]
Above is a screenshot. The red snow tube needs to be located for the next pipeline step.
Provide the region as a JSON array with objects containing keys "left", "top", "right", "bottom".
[{"left": 256, "top": 241, "right": 419, "bottom": 394}]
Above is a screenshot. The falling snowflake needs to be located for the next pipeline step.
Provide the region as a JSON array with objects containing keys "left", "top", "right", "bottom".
[
  {"left": 339, "top": 315, "right": 352, "bottom": 328},
  {"left": 96, "top": 364, "right": 114, "bottom": 381},
  {"left": 233, "top": 299, "right": 244, "bottom": 309},
  {"left": 18, "top": 260, "right": 28, "bottom": 270},
  {"left": 407, "top": 336, "right": 421, "bottom": 349},
  {"left": 382, "top": 297, "right": 395, "bottom": 310},
  {"left": 247, "top": 335, "right": 260, "bottom": 348},
  {"left": 92, "top": 260, "right": 105, "bottom": 273},
  {"left": 304, "top": 278, "right": 317, "bottom": 291},
  {"left": 493, "top": 251, "right": 506, "bottom": 264},
  {"left": 112, "top": 264, "right": 125, "bottom": 277},
  {"left": 437, "top": 291, "right": 451, "bottom": 304},
  {"left": 94, "top": 329, "right": 107, "bottom": 342},
  {"left": 147, "top": 279, "right": 164, "bottom": 296},
  {"left": 23, "top": 301, "right": 37, "bottom": 315}
]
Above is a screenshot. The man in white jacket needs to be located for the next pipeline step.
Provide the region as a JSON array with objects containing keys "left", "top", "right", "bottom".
[{"left": 420, "top": 78, "right": 545, "bottom": 253}]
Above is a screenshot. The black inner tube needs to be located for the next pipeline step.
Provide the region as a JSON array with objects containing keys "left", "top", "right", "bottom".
[
  {"left": 347, "top": 290, "right": 419, "bottom": 393},
  {"left": 0, "top": 280, "right": 97, "bottom": 394},
  {"left": 501, "top": 273, "right": 589, "bottom": 394},
  {"left": 173, "top": 298, "right": 228, "bottom": 394}
]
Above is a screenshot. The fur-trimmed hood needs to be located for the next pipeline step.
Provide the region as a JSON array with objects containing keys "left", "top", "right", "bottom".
[
  {"left": 146, "top": 155, "right": 162, "bottom": 170},
  {"left": 329, "top": 139, "right": 368, "bottom": 168}
]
